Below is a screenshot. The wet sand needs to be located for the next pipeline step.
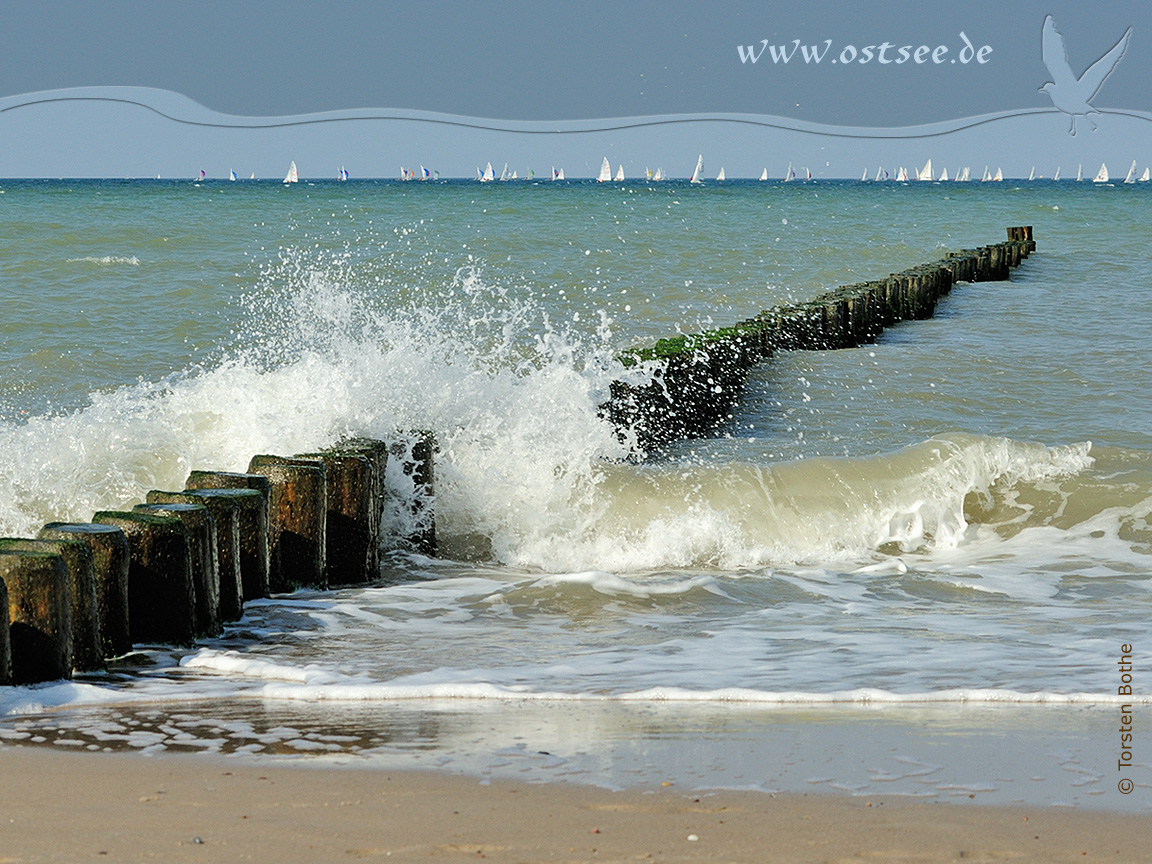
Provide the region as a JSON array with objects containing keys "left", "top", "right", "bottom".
[{"left": 1, "top": 747, "right": 1150, "bottom": 862}]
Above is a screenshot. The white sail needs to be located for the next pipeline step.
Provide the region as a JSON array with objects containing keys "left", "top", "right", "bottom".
[
  {"left": 1076, "top": 163, "right": 1082, "bottom": 181},
  {"left": 653, "top": 167, "right": 663, "bottom": 181},
  {"left": 499, "top": 163, "right": 510, "bottom": 181},
  {"left": 874, "top": 166, "right": 883, "bottom": 181},
  {"left": 481, "top": 162, "right": 495, "bottom": 182},
  {"left": 938, "top": 167, "right": 948, "bottom": 181},
  {"left": 993, "top": 167, "right": 1003, "bottom": 181},
  {"left": 1053, "top": 167, "right": 1061, "bottom": 181},
  {"left": 716, "top": 167, "right": 725, "bottom": 181},
  {"left": 1124, "top": 160, "right": 1137, "bottom": 183},
  {"left": 689, "top": 154, "right": 704, "bottom": 183},
  {"left": 1093, "top": 163, "right": 1109, "bottom": 183},
  {"left": 783, "top": 161, "right": 794, "bottom": 182},
  {"left": 597, "top": 156, "right": 612, "bottom": 182},
  {"left": 759, "top": 168, "right": 768, "bottom": 181},
  {"left": 1028, "top": 166, "right": 1035, "bottom": 181},
  {"left": 957, "top": 167, "right": 970, "bottom": 182},
  {"left": 229, "top": 170, "right": 237, "bottom": 181},
  {"left": 861, "top": 168, "right": 868, "bottom": 181},
  {"left": 557, "top": 168, "right": 565, "bottom": 180},
  {"left": 917, "top": 159, "right": 932, "bottom": 181},
  {"left": 283, "top": 161, "right": 298, "bottom": 183},
  {"left": 804, "top": 167, "right": 812, "bottom": 180},
  {"left": 614, "top": 164, "right": 625, "bottom": 181},
  {"left": 1141, "top": 168, "right": 1150, "bottom": 182},
  {"left": 981, "top": 166, "right": 991, "bottom": 182},
  {"left": 895, "top": 166, "right": 908, "bottom": 182}
]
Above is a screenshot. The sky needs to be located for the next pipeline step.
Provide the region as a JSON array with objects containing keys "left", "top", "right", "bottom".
[{"left": 0, "top": 0, "right": 1148, "bottom": 177}]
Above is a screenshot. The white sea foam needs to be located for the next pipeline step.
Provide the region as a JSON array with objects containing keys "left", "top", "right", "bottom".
[{"left": 65, "top": 255, "right": 140, "bottom": 265}]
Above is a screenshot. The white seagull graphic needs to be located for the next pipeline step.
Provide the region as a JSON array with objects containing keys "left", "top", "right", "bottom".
[{"left": 1039, "top": 15, "right": 1131, "bottom": 135}]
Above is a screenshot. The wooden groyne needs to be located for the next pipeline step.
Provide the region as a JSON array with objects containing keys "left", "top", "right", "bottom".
[
  {"left": 608, "top": 227, "right": 1035, "bottom": 449},
  {"left": 0, "top": 434, "right": 435, "bottom": 681}
]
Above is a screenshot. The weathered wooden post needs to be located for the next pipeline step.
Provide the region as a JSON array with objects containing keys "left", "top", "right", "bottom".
[
  {"left": 295, "top": 450, "right": 376, "bottom": 585},
  {"left": 0, "top": 578, "right": 9, "bottom": 684},
  {"left": 246, "top": 455, "right": 327, "bottom": 591},
  {"left": 134, "top": 502, "right": 221, "bottom": 637},
  {"left": 0, "top": 550, "right": 71, "bottom": 683},
  {"left": 185, "top": 471, "right": 271, "bottom": 601},
  {"left": 147, "top": 490, "right": 243, "bottom": 622},
  {"left": 0, "top": 538, "right": 102, "bottom": 671},
  {"left": 38, "top": 522, "right": 132, "bottom": 659},
  {"left": 335, "top": 437, "right": 389, "bottom": 578},
  {"left": 92, "top": 511, "right": 196, "bottom": 647}
]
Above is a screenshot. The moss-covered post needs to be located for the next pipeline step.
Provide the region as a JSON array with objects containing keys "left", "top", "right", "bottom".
[
  {"left": 184, "top": 471, "right": 271, "bottom": 601},
  {"left": 38, "top": 522, "right": 132, "bottom": 659},
  {"left": 134, "top": 502, "right": 221, "bottom": 637},
  {"left": 0, "top": 538, "right": 102, "bottom": 671},
  {"left": 0, "top": 550, "right": 71, "bottom": 683},
  {"left": 92, "top": 511, "right": 196, "bottom": 647},
  {"left": 148, "top": 490, "right": 243, "bottom": 622},
  {"left": 295, "top": 450, "right": 375, "bottom": 585},
  {"left": 246, "top": 456, "right": 327, "bottom": 591}
]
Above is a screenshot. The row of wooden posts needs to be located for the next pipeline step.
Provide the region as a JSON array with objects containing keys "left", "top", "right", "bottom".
[
  {"left": 607, "top": 227, "right": 1036, "bottom": 449},
  {"left": 0, "top": 435, "right": 435, "bottom": 686}
]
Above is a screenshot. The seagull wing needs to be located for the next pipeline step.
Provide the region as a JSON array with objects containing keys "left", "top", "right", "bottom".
[
  {"left": 1041, "top": 15, "right": 1077, "bottom": 88},
  {"left": 1077, "top": 26, "right": 1132, "bottom": 101}
]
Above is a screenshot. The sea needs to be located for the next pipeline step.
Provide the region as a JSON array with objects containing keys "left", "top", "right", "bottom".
[{"left": 0, "top": 176, "right": 1149, "bottom": 809}]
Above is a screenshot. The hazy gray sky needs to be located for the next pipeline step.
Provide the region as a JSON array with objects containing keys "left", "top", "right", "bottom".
[{"left": 0, "top": 0, "right": 1147, "bottom": 177}]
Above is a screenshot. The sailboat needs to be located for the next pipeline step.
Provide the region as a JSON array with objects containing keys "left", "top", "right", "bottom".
[
  {"left": 339, "top": 166, "right": 349, "bottom": 181},
  {"left": 895, "top": 166, "right": 909, "bottom": 182},
  {"left": 1093, "top": 163, "right": 1109, "bottom": 183},
  {"left": 803, "top": 167, "right": 812, "bottom": 181},
  {"left": 614, "top": 164, "right": 625, "bottom": 181},
  {"left": 716, "top": 167, "right": 725, "bottom": 181},
  {"left": 992, "top": 168, "right": 1003, "bottom": 181},
  {"left": 874, "top": 166, "right": 884, "bottom": 181},
  {"left": 1053, "top": 167, "right": 1061, "bottom": 181},
  {"left": 980, "top": 166, "right": 991, "bottom": 182},
  {"left": 783, "top": 161, "right": 794, "bottom": 182},
  {"left": 1027, "top": 166, "right": 1035, "bottom": 181},
  {"left": 1076, "top": 164, "right": 1083, "bottom": 182},
  {"left": 195, "top": 168, "right": 206, "bottom": 183},
  {"left": 499, "top": 163, "right": 510, "bottom": 181},
  {"left": 759, "top": 168, "right": 768, "bottom": 181},
  {"left": 956, "top": 167, "right": 970, "bottom": 182},
  {"left": 653, "top": 167, "right": 664, "bottom": 181},
  {"left": 481, "top": 162, "right": 495, "bottom": 182},
  {"left": 1123, "top": 160, "right": 1137, "bottom": 184},
  {"left": 689, "top": 154, "right": 704, "bottom": 183},
  {"left": 861, "top": 168, "right": 868, "bottom": 181},
  {"left": 939, "top": 167, "right": 949, "bottom": 181},
  {"left": 229, "top": 170, "right": 237, "bottom": 182},
  {"left": 283, "top": 161, "right": 298, "bottom": 184},
  {"left": 917, "top": 159, "right": 933, "bottom": 181},
  {"left": 1141, "top": 168, "right": 1150, "bottom": 182},
  {"left": 597, "top": 156, "right": 612, "bottom": 182},
  {"left": 421, "top": 165, "right": 431, "bottom": 180}
]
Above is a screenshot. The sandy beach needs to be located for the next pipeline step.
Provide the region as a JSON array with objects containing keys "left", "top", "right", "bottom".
[{"left": 1, "top": 747, "right": 1150, "bottom": 863}]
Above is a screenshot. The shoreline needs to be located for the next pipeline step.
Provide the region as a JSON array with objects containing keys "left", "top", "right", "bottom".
[{"left": 2, "top": 746, "right": 1150, "bottom": 862}]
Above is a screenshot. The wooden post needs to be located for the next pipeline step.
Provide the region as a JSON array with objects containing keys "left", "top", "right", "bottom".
[
  {"left": 148, "top": 490, "right": 243, "bottom": 622},
  {"left": 184, "top": 471, "right": 271, "bottom": 601},
  {"left": 295, "top": 450, "right": 376, "bottom": 585},
  {"left": 92, "top": 511, "right": 196, "bottom": 647},
  {"left": 246, "top": 455, "right": 327, "bottom": 591},
  {"left": 38, "top": 522, "right": 132, "bottom": 659},
  {"left": 134, "top": 502, "right": 221, "bottom": 637},
  {"left": 0, "top": 577, "right": 9, "bottom": 684},
  {"left": 0, "top": 538, "right": 102, "bottom": 671},
  {"left": 0, "top": 550, "right": 71, "bottom": 683}
]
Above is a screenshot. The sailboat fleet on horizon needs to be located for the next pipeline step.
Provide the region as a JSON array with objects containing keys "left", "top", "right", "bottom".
[{"left": 182, "top": 155, "right": 1152, "bottom": 184}]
